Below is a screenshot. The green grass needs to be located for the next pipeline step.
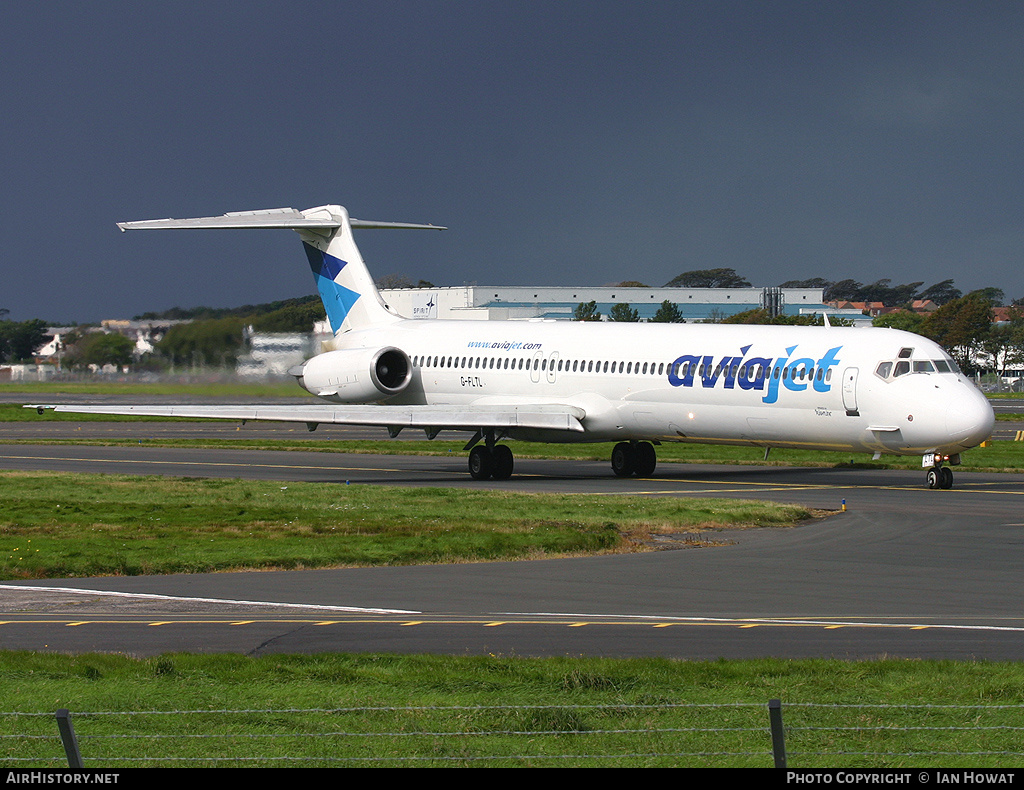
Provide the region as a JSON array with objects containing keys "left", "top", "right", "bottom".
[
  {"left": 0, "top": 471, "right": 810, "bottom": 579},
  {"left": 0, "top": 381, "right": 310, "bottom": 397},
  {"left": 2, "top": 653, "right": 1023, "bottom": 767}
]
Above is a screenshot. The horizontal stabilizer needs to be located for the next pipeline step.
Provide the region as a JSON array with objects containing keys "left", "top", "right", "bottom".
[
  {"left": 117, "top": 206, "right": 445, "bottom": 232},
  {"left": 27, "top": 403, "right": 585, "bottom": 434}
]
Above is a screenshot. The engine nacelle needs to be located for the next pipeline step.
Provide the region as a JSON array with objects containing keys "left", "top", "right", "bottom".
[{"left": 291, "top": 346, "right": 412, "bottom": 403}]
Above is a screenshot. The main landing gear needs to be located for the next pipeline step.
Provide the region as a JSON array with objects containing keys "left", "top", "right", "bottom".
[
  {"left": 468, "top": 443, "right": 514, "bottom": 480},
  {"left": 611, "top": 441, "right": 658, "bottom": 478},
  {"left": 924, "top": 452, "right": 957, "bottom": 490}
]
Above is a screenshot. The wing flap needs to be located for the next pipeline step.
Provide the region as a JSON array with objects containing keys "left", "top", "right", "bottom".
[{"left": 28, "top": 404, "right": 585, "bottom": 433}]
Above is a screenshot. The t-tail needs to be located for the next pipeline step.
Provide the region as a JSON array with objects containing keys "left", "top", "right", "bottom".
[{"left": 117, "top": 205, "right": 445, "bottom": 335}]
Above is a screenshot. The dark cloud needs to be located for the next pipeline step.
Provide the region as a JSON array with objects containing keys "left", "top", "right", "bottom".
[{"left": 2, "top": 1, "right": 1022, "bottom": 322}]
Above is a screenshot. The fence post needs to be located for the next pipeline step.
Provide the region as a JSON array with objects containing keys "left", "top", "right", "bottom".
[
  {"left": 55, "top": 709, "right": 84, "bottom": 769},
  {"left": 768, "top": 699, "right": 786, "bottom": 768}
]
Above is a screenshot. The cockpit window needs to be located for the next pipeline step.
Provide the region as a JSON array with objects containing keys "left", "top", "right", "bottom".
[{"left": 875, "top": 352, "right": 959, "bottom": 382}]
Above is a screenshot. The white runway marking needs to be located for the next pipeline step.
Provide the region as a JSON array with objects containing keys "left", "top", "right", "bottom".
[{"left": 0, "top": 584, "right": 420, "bottom": 615}]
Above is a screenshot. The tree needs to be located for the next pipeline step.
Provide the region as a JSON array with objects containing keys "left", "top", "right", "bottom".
[
  {"left": 917, "top": 279, "right": 962, "bottom": 306},
  {"left": 616, "top": 280, "right": 649, "bottom": 287},
  {"left": 374, "top": 273, "right": 416, "bottom": 289},
  {"left": 823, "top": 279, "right": 863, "bottom": 302},
  {"left": 721, "top": 309, "right": 844, "bottom": 326},
  {"left": 67, "top": 332, "right": 135, "bottom": 368},
  {"left": 663, "top": 268, "right": 751, "bottom": 288},
  {"left": 966, "top": 287, "right": 1005, "bottom": 307},
  {"left": 608, "top": 303, "right": 640, "bottom": 322},
  {"left": 649, "top": 300, "right": 684, "bottom": 323},
  {"left": 573, "top": 301, "right": 601, "bottom": 321},
  {"left": 920, "top": 294, "right": 994, "bottom": 372},
  {"left": 850, "top": 279, "right": 923, "bottom": 306},
  {"left": 250, "top": 301, "right": 326, "bottom": 333},
  {"left": 982, "top": 321, "right": 1024, "bottom": 377},
  {"left": 0, "top": 319, "right": 49, "bottom": 363},
  {"left": 778, "top": 278, "right": 832, "bottom": 289},
  {"left": 157, "top": 317, "right": 246, "bottom": 367},
  {"left": 872, "top": 311, "right": 925, "bottom": 334}
]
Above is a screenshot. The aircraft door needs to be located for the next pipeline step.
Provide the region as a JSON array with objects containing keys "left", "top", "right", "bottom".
[
  {"left": 842, "top": 367, "right": 859, "bottom": 416},
  {"left": 546, "top": 352, "right": 559, "bottom": 384},
  {"left": 530, "top": 351, "right": 544, "bottom": 384}
]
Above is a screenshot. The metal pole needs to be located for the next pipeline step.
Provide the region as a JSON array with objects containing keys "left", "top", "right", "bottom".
[
  {"left": 55, "top": 709, "right": 84, "bottom": 769},
  {"left": 768, "top": 699, "right": 786, "bottom": 769}
]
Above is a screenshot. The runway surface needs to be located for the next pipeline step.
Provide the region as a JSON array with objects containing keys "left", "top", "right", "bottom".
[{"left": 1, "top": 419, "right": 1023, "bottom": 661}]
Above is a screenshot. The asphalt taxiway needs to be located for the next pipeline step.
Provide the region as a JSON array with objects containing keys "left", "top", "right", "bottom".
[{"left": 1, "top": 425, "right": 1023, "bottom": 660}]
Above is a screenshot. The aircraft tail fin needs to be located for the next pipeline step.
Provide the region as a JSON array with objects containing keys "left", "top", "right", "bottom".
[{"left": 117, "top": 205, "right": 445, "bottom": 335}]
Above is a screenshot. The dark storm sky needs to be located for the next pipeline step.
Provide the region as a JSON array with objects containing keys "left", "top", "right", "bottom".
[{"left": 3, "top": 1, "right": 1023, "bottom": 322}]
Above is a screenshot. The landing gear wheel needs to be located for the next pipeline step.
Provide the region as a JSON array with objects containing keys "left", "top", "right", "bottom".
[
  {"left": 633, "top": 442, "right": 657, "bottom": 477},
  {"left": 611, "top": 442, "right": 636, "bottom": 477},
  {"left": 926, "top": 466, "right": 954, "bottom": 490},
  {"left": 469, "top": 446, "right": 493, "bottom": 480},
  {"left": 491, "top": 445, "right": 514, "bottom": 480}
]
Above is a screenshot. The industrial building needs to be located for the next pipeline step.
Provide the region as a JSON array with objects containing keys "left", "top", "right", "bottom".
[{"left": 378, "top": 284, "right": 835, "bottom": 322}]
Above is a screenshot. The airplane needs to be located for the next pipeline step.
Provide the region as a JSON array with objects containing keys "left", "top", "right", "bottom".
[{"left": 32, "top": 204, "right": 995, "bottom": 489}]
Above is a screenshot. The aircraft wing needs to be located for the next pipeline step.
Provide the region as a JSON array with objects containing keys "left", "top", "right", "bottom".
[{"left": 27, "top": 403, "right": 585, "bottom": 435}]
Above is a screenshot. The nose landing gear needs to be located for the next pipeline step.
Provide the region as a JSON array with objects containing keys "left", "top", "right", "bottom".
[
  {"left": 923, "top": 452, "right": 958, "bottom": 490},
  {"left": 926, "top": 466, "right": 953, "bottom": 489}
]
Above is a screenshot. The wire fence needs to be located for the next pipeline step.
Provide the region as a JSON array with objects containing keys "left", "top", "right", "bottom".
[{"left": 4, "top": 701, "right": 1024, "bottom": 768}]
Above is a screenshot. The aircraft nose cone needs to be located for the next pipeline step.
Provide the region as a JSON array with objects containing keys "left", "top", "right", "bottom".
[{"left": 945, "top": 391, "right": 995, "bottom": 447}]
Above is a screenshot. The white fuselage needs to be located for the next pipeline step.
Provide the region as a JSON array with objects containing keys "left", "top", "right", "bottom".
[{"left": 301, "top": 318, "right": 995, "bottom": 457}]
